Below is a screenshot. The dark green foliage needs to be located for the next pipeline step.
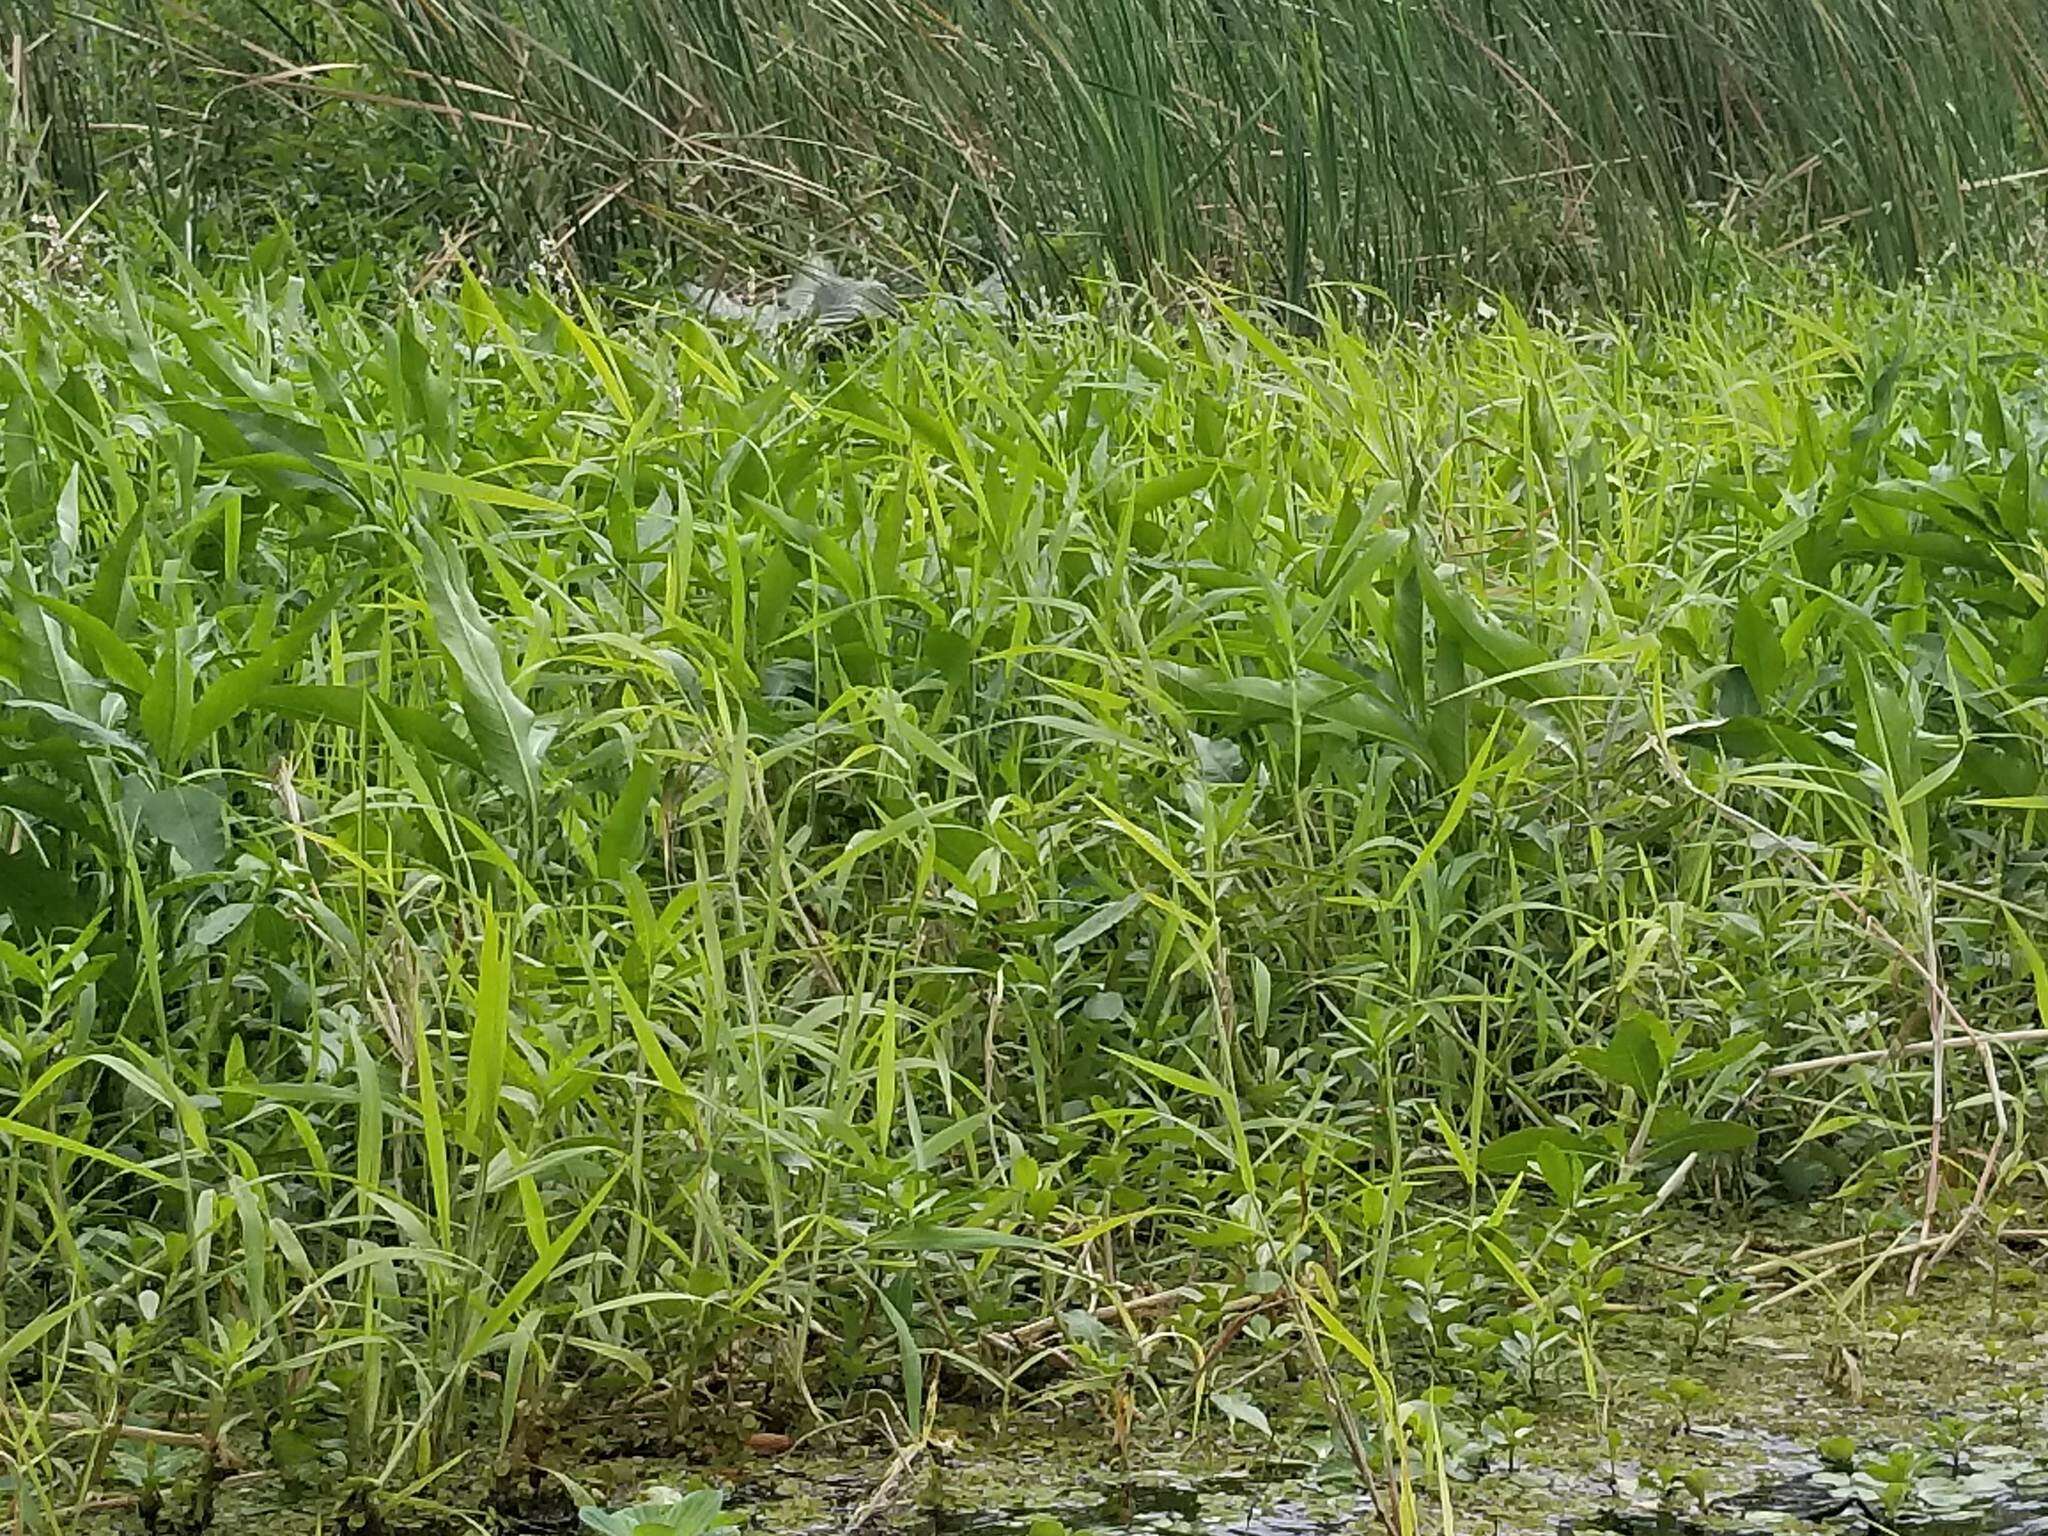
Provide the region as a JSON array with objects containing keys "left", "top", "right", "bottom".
[{"left": 12, "top": 0, "right": 2048, "bottom": 303}]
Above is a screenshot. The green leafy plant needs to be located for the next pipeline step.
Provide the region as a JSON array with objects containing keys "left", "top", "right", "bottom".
[
  {"left": 1671, "top": 1276, "right": 1750, "bottom": 1361},
  {"left": 1992, "top": 1382, "right": 2039, "bottom": 1431},
  {"left": 1878, "top": 1304, "right": 1924, "bottom": 1356},
  {"left": 1482, "top": 1405, "right": 1539, "bottom": 1473},
  {"left": 1926, "top": 1416, "right": 1980, "bottom": 1476},
  {"left": 1655, "top": 1377, "right": 1714, "bottom": 1435},
  {"left": 1647, "top": 1462, "right": 1716, "bottom": 1513},
  {"left": 579, "top": 1487, "right": 735, "bottom": 1536},
  {"left": 1863, "top": 1447, "right": 1937, "bottom": 1517}
]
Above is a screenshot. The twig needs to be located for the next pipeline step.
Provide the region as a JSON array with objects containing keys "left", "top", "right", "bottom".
[
  {"left": 1195, "top": 1295, "right": 1286, "bottom": 1377},
  {"left": 542, "top": 177, "right": 632, "bottom": 261},
  {"left": 43, "top": 1414, "right": 210, "bottom": 1451},
  {"left": 1638, "top": 1152, "right": 1698, "bottom": 1222},
  {"left": 1743, "top": 1231, "right": 1893, "bottom": 1276},
  {"left": 846, "top": 1439, "right": 923, "bottom": 1532},
  {"left": 847, "top": 1368, "right": 942, "bottom": 1534},
  {"left": 984, "top": 1286, "right": 1206, "bottom": 1354},
  {"left": 1772, "top": 164, "right": 2048, "bottom": 254},
  {"left": 1753, "top": 1233, "right": 1951, "bottom": 1309},
  {"left": 1763, "top": 1028, "right": 2048, "bottom": 1076},
  {"left": 1920, "top": 1027, "right": 2011, "bottom": 1281},
  {"left": 1911, "top": 907, "right": 1950, "bottom": 1294},
  {"left": 1291, "top": 1291, "right": 1395, "bottom": 1536}
]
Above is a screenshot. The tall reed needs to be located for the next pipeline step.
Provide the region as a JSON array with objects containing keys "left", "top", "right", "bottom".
[{"left": 16, "top": 0, "right": 2048, "bottom": 302}]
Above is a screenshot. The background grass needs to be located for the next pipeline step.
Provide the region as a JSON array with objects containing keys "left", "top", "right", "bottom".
[{"left": 10, "top": 0, "right": 2048, "bottom": 303}]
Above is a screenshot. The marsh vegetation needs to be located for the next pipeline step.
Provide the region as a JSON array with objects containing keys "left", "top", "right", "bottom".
[{"left": 1, "top": 3, "right": 2047, "bottom": 1533}]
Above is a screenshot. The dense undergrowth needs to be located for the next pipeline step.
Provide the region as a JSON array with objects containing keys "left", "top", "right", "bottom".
[{"left": 0, "top": 233, "right": 2044, "bottom": 1512}]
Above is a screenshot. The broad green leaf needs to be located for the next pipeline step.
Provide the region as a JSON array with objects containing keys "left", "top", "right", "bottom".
[
  {"left": 399, "top": 465, "right": 568, "bottom": 513},
  {"left": 617, "top": 981, "right": 690, "bottom": 1099},
  {"left": 1579, "top": 1012, "right": 1671, "bottom": 1099},
  {"left": 464, "top": 915, "right": 513, "bottom": 1147},
  {"left": 1646, "top": 1120, "right": 1758, "bottom": 1160},
  {"left": 8, "top": 571, "right": 104, "bottom": 717},
  {"left": 1210, "top": 1390, "right": 1272, "bottom": 1436},
  {"left": 138, "top": 638, "right": 194, "bottom": 766},
  {"left": 1478, "top": 1126, "right": 1604, "bottom": 1174},
  {"left": 1732, "top": 590, "right": 1785, "bottom": 701},
  {"left": 419, "top": 533, "right": 548, "bottom": 812},
  {"left": 1054, "top": 891, "right": 1143, "bottom": 954},
  {"left": 29, "top": 593, "right": 147, "bottom": 694},
  {"left": 254, "top": 683, "right": 486, "bottom": 773},
  {"left": 1130, "top": 462, "right": 1214, "bottom": 517},
  {"left": 1109, "top": 1048, "right": 1223, "bottom": 1099},
  {"left": 184, "top": 587, "right": 345, "bottom": 756},
  {"left": 1418, "top": 558, "right": 1548, "bottom": 683},
  {"left": 875, "top": 1285, "right": 924, "bottom": 1439},
  {"left": 0, "top": 1114, "right": 170, "bottom": 1184},
  {"left": 596, "top": 756, "right": 660, "bottom": 880},
  {"left": 132, "top": 781, "right": 228, "bottom": 871}
]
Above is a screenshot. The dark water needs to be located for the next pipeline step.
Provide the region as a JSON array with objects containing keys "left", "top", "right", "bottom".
[
  {"left": 759, "top": 1464, "right": 1367, "bottom": 1536},
  {"left": 1687, "top": 1474, "right": 2039, "bottom": 1536},
  {"left": 1632, "top": 1467, "right": 2048, "bottom": 1536},
  {"left": 913, "top": 1476, "right": 1363, "bottom": 1536},
  {"left": 811, "top": 1460, "right": 2048, "bottom": 1536}
]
